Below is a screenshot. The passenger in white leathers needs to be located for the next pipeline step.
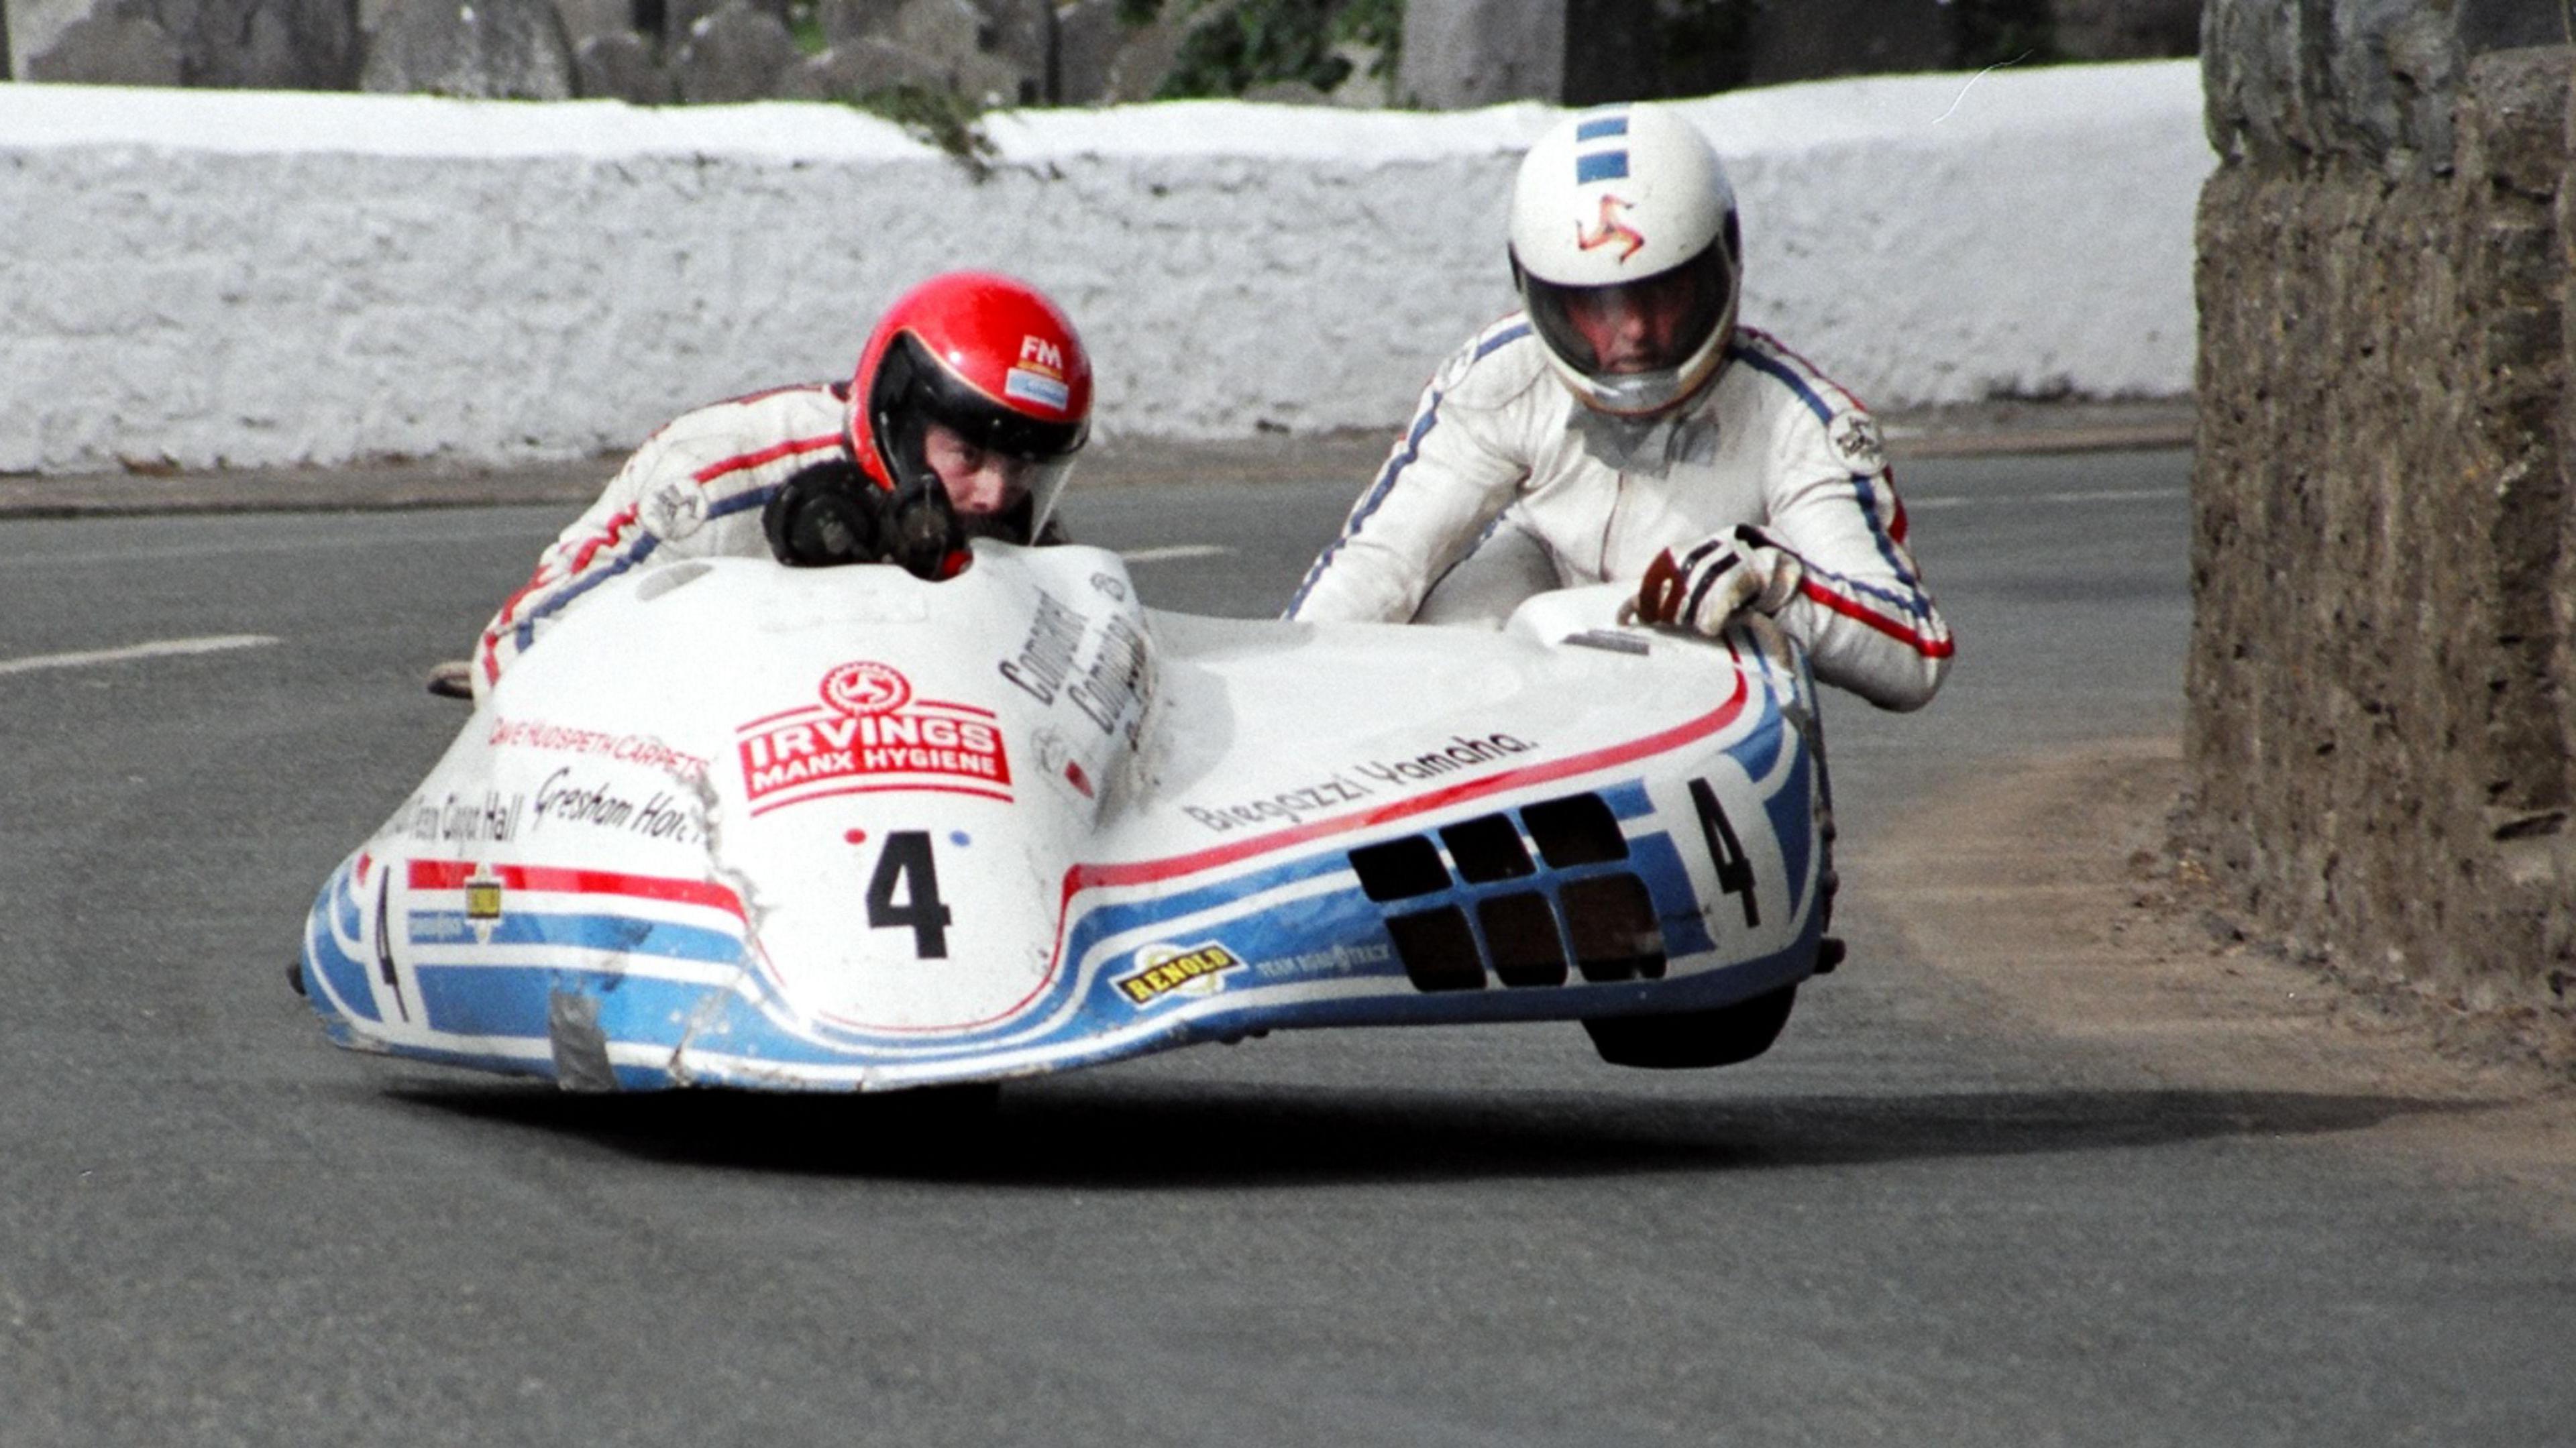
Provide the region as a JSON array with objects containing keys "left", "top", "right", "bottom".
[{"left": 1287, "top": 106, "right": 1952, "bottom": 712}]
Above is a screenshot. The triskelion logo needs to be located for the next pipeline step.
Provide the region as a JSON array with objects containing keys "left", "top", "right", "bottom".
[
  {"left": 736, "top": 661, "right": 1011, "bottom": 814},
  {"left": 823, "top": 661, "right": 910, "bottom": 715},
  {"left": 1114, "top": 942, "right": 1246, "bottom": 1007}
]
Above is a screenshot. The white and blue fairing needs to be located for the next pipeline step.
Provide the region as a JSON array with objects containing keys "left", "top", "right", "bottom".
[{"left": 301, "top": 543, "right": 1828, "bottom": 1091}]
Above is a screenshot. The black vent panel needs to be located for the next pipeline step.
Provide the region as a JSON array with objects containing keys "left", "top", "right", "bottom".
[
  {"left": 1349, "top": 835, "right": 1450, "bottom": 902},
  {"left": 1479, "top": 891, "right": 1568, "bottom": 988},
  {"left": 1386, "top": 906, "right": 1485, "bottom": 992},
  {"left": 1560, "top": 873, "right": 1666, "bottom": 981},
  {"left": 1521, "top": 793, "right": 1629, "bottom": 867}
]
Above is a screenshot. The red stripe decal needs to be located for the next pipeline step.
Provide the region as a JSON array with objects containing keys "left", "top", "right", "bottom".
[
  {"left": 564, "top": 507, "right": 640, "bottom": 576},
  {"left": 693, "top": 433, "right": 842, "bottom": 484},
  {"left": 747, "top": 781, "right": 1016, "bottom": 817},
  {"left": 1799, "top": 578, "right": 1955, "bottom": 659},
  {"left": 1081, "top": 670, "right": 1748, "bottom": 897},
  {"left": 407, "top": 860, "right": 746, "bottom": 919}
]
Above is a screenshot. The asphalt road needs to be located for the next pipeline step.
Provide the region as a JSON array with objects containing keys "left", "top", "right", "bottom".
[{"left": 5, "top": 449, "right": 2571, "bottom": 1447}]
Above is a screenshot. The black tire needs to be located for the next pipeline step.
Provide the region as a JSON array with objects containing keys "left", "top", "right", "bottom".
[{"left": 1582, "top": 983, "right": 1799, "bottom": 1069}]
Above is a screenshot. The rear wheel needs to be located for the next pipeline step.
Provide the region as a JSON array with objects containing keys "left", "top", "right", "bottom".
[{"left": 1582, "top": 983, "right": 1798, "bottom": 1069}]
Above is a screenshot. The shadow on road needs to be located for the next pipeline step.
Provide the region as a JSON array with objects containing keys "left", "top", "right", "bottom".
[{"left": 384, "top": 1076, "right": 2490, "bottom": 1188}]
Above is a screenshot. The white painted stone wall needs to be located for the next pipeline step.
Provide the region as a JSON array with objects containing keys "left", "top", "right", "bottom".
[{"left": 0, "top": 60, "right": 2211, "bottom": 475}]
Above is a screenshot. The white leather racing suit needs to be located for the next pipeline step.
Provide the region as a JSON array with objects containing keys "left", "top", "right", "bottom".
[
  {"left": 471, "top": 382, "right": 849, "bottom": 700},
  {"left": 1287, "top": 321, "right": 1953, "bottom": 711}
]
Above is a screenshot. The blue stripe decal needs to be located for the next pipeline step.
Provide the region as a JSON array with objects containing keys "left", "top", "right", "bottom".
[
  {"left": 1287, "top": 322, "right": 1530, "bottom": 618},
  {"left": 1807, "top": 557, "right": 1929, "bottom": 622},
  {"left": 1574, "top": 116, "right": 1628, "bottom": 142},
  {"left": 1472, "top": 321, "right": 1532, "bottom": 361},
  {"left": 1732, "top": 345, "right": 1927, "bottom": 605},
  {"left": 1574, "top": 151, "right": 1629, "bottom": 184},
  {"left": 1723, "top": 716, "right": 1811, "bottom": 920},
  {"left": 1847, "top": 472, "right": 1921, "bottom": 592},
  {"left": 513, "top": 533, "right": 661, "bottom": 652},
  {"left": 407, "top": 910, "right": 745, "bottom": 964},
  {"left": 415, "top": 966, "right": 727, "bottom": 1042},
  {"left": 708, "top": 486, "right": 777, "bottom": 520},
  {"left": 1731, "top": 346, "right": 1834, "bottom": 426},
  {"left": 1287, "top": 391, "right": 1445, "bottom": 616},
  {"left": 304, "top": 864, "right": 382, "bottom": 1024}
]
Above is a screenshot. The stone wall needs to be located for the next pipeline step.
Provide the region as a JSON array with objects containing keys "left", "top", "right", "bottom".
[{"left": 2191, "top": 11, "right": 2576, "bottom": 1007}]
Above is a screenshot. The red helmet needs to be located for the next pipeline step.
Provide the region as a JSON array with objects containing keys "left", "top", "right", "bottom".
[{"left": 845, "top": 272, "right": 1093, "bottom": 569}]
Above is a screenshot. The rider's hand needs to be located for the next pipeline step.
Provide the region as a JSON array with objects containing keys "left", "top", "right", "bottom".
[
  {"left": 1630, "top": 524, "right": 1804, "bottom": 636},
  {"left": 763, "top": 460, "right": 883, "bottom": 567}
]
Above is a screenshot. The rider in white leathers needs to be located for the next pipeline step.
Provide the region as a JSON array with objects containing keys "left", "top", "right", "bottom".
[
  {"left": 1287, "top": 106, "right": 1952, "bottom": 712},
  {"left": 468, "top": 272, "right": 1092, "bottom": 702}
]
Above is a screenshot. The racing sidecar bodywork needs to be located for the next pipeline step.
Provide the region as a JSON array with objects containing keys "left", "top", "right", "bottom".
[{"left": 299, "top": 543, "right": 1835, "bottom": 1091}]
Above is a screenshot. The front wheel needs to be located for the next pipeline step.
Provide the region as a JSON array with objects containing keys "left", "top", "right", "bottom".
[{"left": 1582, "top": 983, "right": 1798, "bottom": 1069}]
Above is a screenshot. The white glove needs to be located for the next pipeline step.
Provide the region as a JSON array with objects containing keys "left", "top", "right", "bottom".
[{"left": 1627, "top": 524, "right": 1804, "bottom": 636}]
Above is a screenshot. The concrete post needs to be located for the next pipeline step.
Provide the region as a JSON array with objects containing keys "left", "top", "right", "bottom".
[{"left": 1397, "top": 0, "right": 1564, "bottom": 109}]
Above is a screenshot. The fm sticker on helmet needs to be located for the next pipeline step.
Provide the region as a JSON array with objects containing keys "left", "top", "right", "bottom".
[{"left": 1006, "top": 335, "right": 1073, "bottom": 412}]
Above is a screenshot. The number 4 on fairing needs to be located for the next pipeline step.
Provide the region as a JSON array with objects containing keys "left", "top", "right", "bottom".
[
  {"left": 1688, "top": 777, "right": 1760, "bottom": 929},
  {"left": 866, "top": 831, "right": 952, "bottom": 958}
]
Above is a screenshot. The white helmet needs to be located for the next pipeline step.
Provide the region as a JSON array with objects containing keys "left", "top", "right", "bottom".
[{"left": 1508, "top": 105, "right": 1743, "bottom": 417}]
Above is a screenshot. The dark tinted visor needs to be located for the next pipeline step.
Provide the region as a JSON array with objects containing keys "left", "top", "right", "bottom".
[{"left": 1521, "top": 238, "right": 1733, "bottom": 379}]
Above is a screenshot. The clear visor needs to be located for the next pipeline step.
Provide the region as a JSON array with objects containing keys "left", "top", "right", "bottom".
[
  {"left": 1522, "top": 241, "right": 1733, "bottom": 382},
  {"left": 926, "top": 425, "right": 1077, "bottom": 544}
]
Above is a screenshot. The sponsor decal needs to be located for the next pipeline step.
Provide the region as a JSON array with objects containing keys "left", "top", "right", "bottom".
[
  {"left": 531, "top": 767, "right": 704, "bottom": 846},
  {"left": 1353, "top": 732, "right": 1536, "bottom": 787},
  {"left": 1000, "top": 590, "right": 1088, "bottom": 705},
  {"left": 1000, "top": 591, "right": 1154, "bottom": 741},
  {"left": 487, "top": 718, "right": 710, "bottom": 781},
  {"left": 645, "top": 483, "right": 706, "bottom": 541},
  {"left": 403, "top": 789, "right": 526, "bottom": 848},
  {"left": 1006, "top": 370, "right": 1071, "bottom": 411},
  {"left": 1833, "top": 412, "right": 1883, "bottom": 463},
  {"left": 463, "top": 867, "right": 504, "bottom": 944},
  {"left": 1005, "top": 334, "right": 1073, "bottom": 412},
  {"left": 1183, "top": 734, "right": 1538, "bottom": 833},
  {"left": 1185, "top": 773, "right": 1375, "bottom": 833},
  {"left": 1115, "top": 942, "right": 1246, "bottom": 1007},
  {"left": 1252, "top": 941, "right": 1394, "bottom": 981},
  {"left": 737, "top": 662, "right": 1010, "bottom": 812},
  {"left": 1576, "top": 194, "right": 1645, "bottom": 261},
  {"left": 1034, "top": 726, "right": 1096, "bottom": 801},
  {"left": 823, "top": 660, "right": 910, "bottom": 714},
  {"left": 1067, "top": 614, "right": 1150, "bottom": 738}
]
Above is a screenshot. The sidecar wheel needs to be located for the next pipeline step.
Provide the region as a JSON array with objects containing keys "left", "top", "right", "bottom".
[{"left": 1582, "top": 984, "right": 1797, "bottom": 1069}]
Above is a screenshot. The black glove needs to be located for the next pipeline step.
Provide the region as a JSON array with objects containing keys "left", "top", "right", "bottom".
[{"left": 762, "top": 460, "right": 883, "bottom": 567}]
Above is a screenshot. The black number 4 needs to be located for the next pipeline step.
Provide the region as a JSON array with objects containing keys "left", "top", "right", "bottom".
[
  {"left": 1687, "top": 778, "right": 1760, "bottom": 929},
  {"left": 866, "top": 831, "right": 952, "bottom": 958}
]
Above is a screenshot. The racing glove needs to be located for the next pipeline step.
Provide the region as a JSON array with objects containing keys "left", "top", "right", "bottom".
[
  {"left": 1629, "top": 524, "right": 1805, "bottom": 636},
  {"left": 763, "top": 459, "right": 883, "bottom": 567}
]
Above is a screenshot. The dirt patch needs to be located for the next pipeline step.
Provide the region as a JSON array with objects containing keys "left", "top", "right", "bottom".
[{"left": 1853, "top": 736, "right": 2576, "bottom": 1232}]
